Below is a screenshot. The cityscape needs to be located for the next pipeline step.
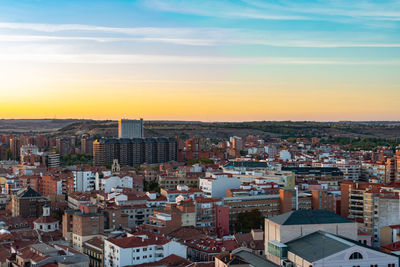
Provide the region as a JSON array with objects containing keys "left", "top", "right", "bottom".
[{"left": 1, "top": 0, "right": 400, "bottom": 267}]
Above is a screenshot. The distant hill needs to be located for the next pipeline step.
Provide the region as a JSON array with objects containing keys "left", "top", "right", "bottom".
[{"left": 1, "top": 119, "right": 400, "bottom": 140}]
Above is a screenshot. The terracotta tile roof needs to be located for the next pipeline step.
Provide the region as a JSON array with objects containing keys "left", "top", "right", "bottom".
[
  {"left": 107, "top": 232, "right": 170, "bottom": 249},
  {"left": 130, "top": 254, "right": 193, "bottom": 267},
  {"left": 34, "top": 216, "right": 58, "bottom": 224}
]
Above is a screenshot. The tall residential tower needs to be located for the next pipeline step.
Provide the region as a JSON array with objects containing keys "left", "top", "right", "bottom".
[{"left": 118, "top": 118, "right": 144, "bottom": 139}]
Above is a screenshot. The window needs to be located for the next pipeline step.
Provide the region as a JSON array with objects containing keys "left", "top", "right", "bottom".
[{"left": 349, "top": 252, "right": 363, "bottom": 260}]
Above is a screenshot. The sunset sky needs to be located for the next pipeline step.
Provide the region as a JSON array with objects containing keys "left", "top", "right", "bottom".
[{"left": 0, "top": 0, "right": 399, "bottom": 121}]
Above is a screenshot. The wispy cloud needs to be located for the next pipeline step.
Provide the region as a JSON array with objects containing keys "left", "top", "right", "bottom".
[
  {"left": 1, "top": 53, "right": 399, "bottom": 65},
  {"left": 143, "top": 0, "right": 400, "bottom": 24},
  {"left": 0, "top": 22, "right": 399, "bottom": 48}
]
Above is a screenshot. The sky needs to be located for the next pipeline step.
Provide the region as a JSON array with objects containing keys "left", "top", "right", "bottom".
[{"left": 0, "top": 0, "right": 399, "bottom": 121}]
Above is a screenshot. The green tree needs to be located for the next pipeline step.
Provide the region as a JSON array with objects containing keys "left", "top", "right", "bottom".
[
  {"left": 235, "top": 209, "right": 264, "bottom": 233},
  {"left": 187, "top": 158, "right": 214, "bottom": 165},
  {"left": 144, "top": 180, "right": 160, "bottom": 193}
]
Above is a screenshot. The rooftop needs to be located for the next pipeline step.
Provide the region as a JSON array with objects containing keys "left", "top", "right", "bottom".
[{"left": 268, "top": 210, "right": 352, "bottom": 226}]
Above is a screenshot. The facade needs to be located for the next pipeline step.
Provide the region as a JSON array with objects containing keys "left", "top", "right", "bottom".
[
  {"left": 11, "top": 187, "right": 50, "bottom": 218},
  {"left": 199, "top": 174, "right": 241, "bottom": 198},
  {"left": 104, "top": 232, "right": 187, "bottom": 267},
  {"left": 83, "top": 237, "right": 104, "bottom": 267},
  {"left": 62, "top": 205, "right": 105, "bottom": 251},
  {"left": 362, "top": 191, "right": 400, "bottom": 247},
  {"left": 311, "top": 189, "right": 339, "bottom": 213},
  {"left": 282, "top": 166, "right": 343, "bottom": 182},
  {"left": 286, "top": 231, "right": 398, "bottom": 267},
  {"left": 93, "top": 138, "right": 177, "bottom": 166},
  {"left": 224, "top": 195, "right": 280, "bottom": 233},
  {"left": 33, "top": 204, "right": 59, "bottom": 232},
  {"left": 118, "top": 118, "right": 144, "bottom": 139},
  {"left": 265, "top": 210, "right": 358, "bottom": 264},
  {"left": 96, "top": 175, "right": 133, "bottom": 193},
  {"left": 72, "top": 169, "right": 96, "bottom": 192}
]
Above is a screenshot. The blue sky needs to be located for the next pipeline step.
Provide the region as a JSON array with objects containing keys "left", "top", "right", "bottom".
[{"left": 0, "top": 0, "right": 399, "bottom": 120}]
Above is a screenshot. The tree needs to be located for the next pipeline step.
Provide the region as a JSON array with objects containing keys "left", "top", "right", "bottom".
[
  {"left": 235, "top": 209, "right": 264, "bottom": 233},
  {"left": 144, "top": 180, "right": 160, "bottom": 193},
  {"left": 187, "top": 158, "right": 214, "bottom": 165}
]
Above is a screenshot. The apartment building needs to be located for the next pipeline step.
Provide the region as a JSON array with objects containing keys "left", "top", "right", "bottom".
[
  {"left": 199, "top": 174, "right": 241, "bottom": 198},
  {"left": 62, "top": 205, "right": 105, "bottom": 251},
  {"left": 104, "top": 231, "right": 187, "bottom": 267},
  {"left": 93, "top": 137, "right": 177, "bottom": 166}
]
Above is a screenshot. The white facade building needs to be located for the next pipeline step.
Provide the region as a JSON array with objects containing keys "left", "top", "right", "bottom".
[
  {"left": 199, "top": 174, "right": 241, "bottom": 198},
  {"left": 96, "top": 175, "right": 133, "bottom": 193},
  {"left": 72, "top": 170, "right": 96, "bottom": 192},
  {"left": 118, "top": 118, "right": 144, "bottom": 139},
  {"left": 104, "top": 232, "right": 187, "bottom": 267}
]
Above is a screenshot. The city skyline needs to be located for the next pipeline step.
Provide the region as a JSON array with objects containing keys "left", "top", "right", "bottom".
[{"left": 1, "top": 0, "right": 399, "bottom": 121}]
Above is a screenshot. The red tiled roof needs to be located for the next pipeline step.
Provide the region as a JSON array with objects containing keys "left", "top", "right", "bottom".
[
  {"left": 129, "top": 254, "right": 192, "bottom": 267},
  {"left": 107, "top": 232, "right": 169, "bottom": 249},
  {"left": 34, "top": 216, "right": 58, "bottom": 224}
]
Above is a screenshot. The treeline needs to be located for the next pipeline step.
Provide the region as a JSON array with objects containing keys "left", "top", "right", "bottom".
[{"left": 321, "top": 137, "right": 400, "bottom": 151}]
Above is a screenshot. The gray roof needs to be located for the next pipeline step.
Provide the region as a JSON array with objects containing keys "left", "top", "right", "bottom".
[
  {"left": 234, "top": 250, "right": 279, "bottom": 267},
  {"left": 285, "top": 231, "right": 353, "bottom": 262},
  {"left": 16, "top": 187, "right": 43, "bottom": 198},
  {"left": 269, "top": 210, "right": 352, "bottom": 226}
]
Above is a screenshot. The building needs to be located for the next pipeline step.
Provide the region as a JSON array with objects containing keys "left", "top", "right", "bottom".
[
  {"left": 234, "top": 229, "right": 265, "bottom": 256},
  {"left": 158, "top": 175, "right": 199, "bottom": 190},
  {"left": 311, "top": 189, "right": 340, "bottom": 214},
  {"left": 62, "top": 205, "right": 105, "bottom": 251},
  {"left": 11, "top": 187, "right": 50, "bottom": 218},
  {"left": 285, "top": 231, "right": 398, "bottom": 267},
  {"left": 83, "top": 237, "right": 104, "bottom": 267},
  {"left": 72, "top": 168, "right": 96, "bottom": 192},
  {"left": 281, "top": 167, "right": 343, "bottom": 182},
  {"left": 199, "top": 174, "right": 241, "bottom": 198},
  {"left": 104, "top": 231, "right": 187, "bottom": 267},
  {"left": 265, "top": 210, "right": 357, "bottom": 264},
  {"left": 224, "top": 195, "right": 280, "bottom": 233},
  {"left": 93, "top": 138, "right": 177, "bottom": 166},
  {"left": 81, "top": 137, "right": 94, "bottom": 155},
  {"left": 118, "top": 118, "right": 144, "bottom": 139},
  {"left": 33, "top": 204, "right": 59, "bottom": 232},
  {"left": 215, "top": 248, "right": 278, "bottom": 267},
  {"left": 7, "top": 243, "right": 89, "bottom": 267},
  {"left": 96, "top": 175, "right": 133, "bottom": 193},
  {"left": 44, "top": 151, "right": 60, "bottom": 168},
  {"left": 9, "top": 138, "right": 21, "bottom": 160},
  {"left": 362, "top": 190, "right": 400, "bottom": 247},
  {"left": 56, "top": 137, "right": 71, "bottom": 155}
]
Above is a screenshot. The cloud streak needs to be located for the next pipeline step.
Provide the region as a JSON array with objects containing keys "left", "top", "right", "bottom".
[
  {"left": 1, "top": 53, "right": 399, "bottom": 65},
  {"left": 0, "top": 23, "right": 400, "bottom": 48}
]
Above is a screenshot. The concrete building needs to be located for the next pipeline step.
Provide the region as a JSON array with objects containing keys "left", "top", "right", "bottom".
[
  {"left": 363, "top": 191, "right": 400, "bottom": 247},
  {"left": 199, "top": 174, "right": 241, "bottom": 198},
  {"left": 285, "top": 231, "right": 398, "bottom": 267},
  {"left": 96, "top": 175, "right": 133, "bottom": 193},
  {"left": 118, "top": 118, "right": 144, "bottom": 139},
  {"left": 93, "top": 137, "right": 177, "bottom": 166},
  {"left": 265, "top": 210, "right": 357, "bottom": 264},
  {"left": 72, "top": 169, "right": 96, "bottom": 192}
]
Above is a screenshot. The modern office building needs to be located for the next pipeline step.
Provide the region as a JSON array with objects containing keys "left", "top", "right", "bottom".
[{"left": 118, "top": 118, "right": 144, "bottom": 139}]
